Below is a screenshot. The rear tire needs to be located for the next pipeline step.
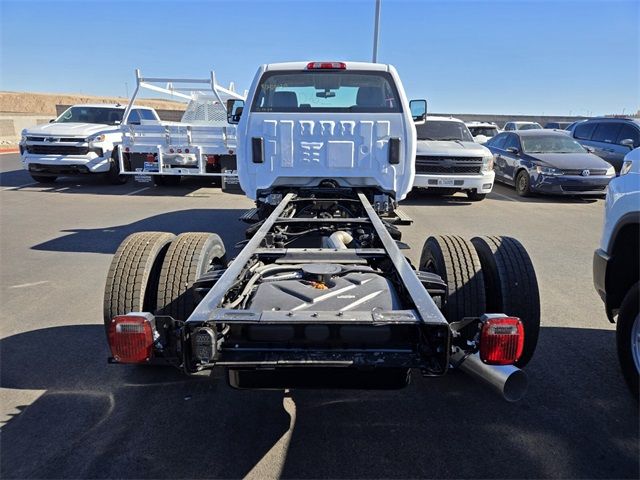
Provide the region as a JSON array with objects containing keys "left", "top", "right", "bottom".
[
  {"left": 616, "top": 282, "right": 639, "bottom": 398},
  {"left": 106, "top": 149, "right": 128, "bottom": 185},
  {"left": 103, "top": 232, "right": 175, "bottom": 330},
  {"left": 156, "top": 232, "right": 226, "bottom": 320},
  {"left": 515, "top": 170, "right": 532, "bottom": 197},
  {"left": 153, "top": 175, "right": 181, "bottom": 187},
  {"left": 471, "top": 236, "right": 541, "bottom": 367},
  {"left": 30, "top": 174, "right": 57, "bottom": 183},
  {"left": 419, "top": 235, "right": 486, "bottom": 323}
]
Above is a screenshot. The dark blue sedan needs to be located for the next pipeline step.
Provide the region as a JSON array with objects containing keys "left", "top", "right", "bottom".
[{"left": 485, "top": 130, "right": 616, "bottom": 196}]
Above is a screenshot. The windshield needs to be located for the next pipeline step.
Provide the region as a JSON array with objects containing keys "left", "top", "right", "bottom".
[
  {"left": 518, "top": 123, "right": 542, "bottom": 130},
  {"left": 251, "top": 70, "right": 401, "bottom": 113},
  {"left": 56, "top": 107, "right": 124, "bottom": 125},
  {"left": 468, "top": 126, "right": 498, "bottom": 137},
  {"left": 416, "top": 121, "right": 474, "bottom": 142},
  {"left": 521, "top": 135, "right": 586, "bottom": 153}
]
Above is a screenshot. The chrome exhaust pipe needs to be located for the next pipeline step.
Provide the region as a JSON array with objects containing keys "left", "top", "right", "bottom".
[
  {"left": 328, "top": 231, "right": 354, "bottom": 249},
  {"left": 451, "top": 351, "right": 528, "bottom": 402}
]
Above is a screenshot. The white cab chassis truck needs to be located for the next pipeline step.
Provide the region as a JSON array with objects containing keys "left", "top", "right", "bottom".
[
  {"left": 20, "top": 104, "right": 159, "bottom": 184},
  {"left": 414, "top": 116, "right": 495, "bottom": 201},
  {"left": 117, "top": 69, "right": 246, "bottom": 188},
  {"left": 103, "top": 61, "right": 540, "bottom": 399}
]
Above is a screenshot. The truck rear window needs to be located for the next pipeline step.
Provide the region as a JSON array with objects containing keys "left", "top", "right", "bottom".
[{"left": 251, "top": 70, "right": 402, "bottom": 113}]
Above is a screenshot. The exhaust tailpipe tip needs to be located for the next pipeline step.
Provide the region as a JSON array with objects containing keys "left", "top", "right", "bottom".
[{"left": 452, "top": 352, "right": 529, "bottom": 402}]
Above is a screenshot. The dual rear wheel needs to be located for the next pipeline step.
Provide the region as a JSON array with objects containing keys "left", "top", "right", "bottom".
[
  {"left": 103, "top": 231, "right": 226, "bottom": 330},
  {"left": 420, "top": 234, "right": 540, "bottom": 367}
]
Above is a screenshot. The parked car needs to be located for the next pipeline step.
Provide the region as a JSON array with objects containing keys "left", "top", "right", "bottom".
[
  {"left": 485, "top": 130, "right": 615, "bottom": 196},
  {"left": 593, "top": 147, "right": 640, "bottom": 397},
  {"left": 466, "top": 121, "right": 500, "bottom": 144},
  {"left": 544, "top": 121, "right": 572, "bottom": 129},
  {"left": 19, "top": 104, "right": 160, "bottom": 184},
  {"left": 564, "top": 120, "right": 587, "bottom": 132},
  {"left": 567, "top": 117, "right": 640, "bottom": 173},
  {"left": 503, "top": 121, "right": 542, "bottom": 131},
  {"left": 414, "top": 116, "right": 495, "bottom": 201}
]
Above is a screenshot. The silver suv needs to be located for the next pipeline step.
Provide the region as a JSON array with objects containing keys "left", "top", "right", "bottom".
[{"left": 568, "top": 117, "right": 640, "bottom": 173}]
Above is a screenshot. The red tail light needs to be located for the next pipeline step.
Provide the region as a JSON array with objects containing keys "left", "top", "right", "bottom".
[
  {"left": 479, "top": 316, "right": 524, "bottom": 365},
  {"left": 205, "top": 154, "right": 218, "bottom": 165},
  {"left": 146, "top": 153, "right": 155, "bottom": 162},
  {"left": 108, "top": 313, "right": 155, "bottom": 363},
  {"left": 306, "top": 61, "right": 346, "bottom": 70}
]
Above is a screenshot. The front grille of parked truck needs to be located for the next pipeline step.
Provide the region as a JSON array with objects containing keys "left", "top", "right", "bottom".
[
  {"left": 25, "top": 145, "right": 103, "bottom": 156},
  {"left": 415, "top": 156, "right": 483, "bottom": 175}
]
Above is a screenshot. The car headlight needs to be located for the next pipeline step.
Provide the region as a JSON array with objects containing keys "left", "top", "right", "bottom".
[
  {"left": 481, "top": 155, "right": 494, "bottom": 173},
  {"left": 606, "top": 165, "right": 616, "bottom": 176},
  {"left": 536, "top": 165, "right": 563, "bottom": 176},
  {"left": 88, "top": 134, "right": 106, "bottom": 143},
  {"left": 620, "top": 161, "right": 633, "bottom": 176}
]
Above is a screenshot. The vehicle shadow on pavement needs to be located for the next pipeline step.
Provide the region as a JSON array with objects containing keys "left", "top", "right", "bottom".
[
  {"left": 31, "top": 209, "right": 249, "bottom": 255},
  {"left": 401, "top": 189, "right": 474, "bottom": 206},
  {"left": 279, "top": 325, "right": 638, "bottom": 479},
  {"left": 0, "top": 325, "right": 292, "bottom": 479},
  {"left": 0, "top": 168, "right": 235, "bottom": 197},
  {"left": 490, "top": 184, "right": 602, "bottom": 204},
  {"left": 1, "top": 325, "right": 637, "bottom": 479}
]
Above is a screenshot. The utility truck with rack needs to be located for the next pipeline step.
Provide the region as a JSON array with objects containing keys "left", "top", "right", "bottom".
[
  {"left": 104, "top": 61, "right": 540, "bottom": 401},
  {"left": 117, "top": 69, "right": 246, "bottom": 188}
]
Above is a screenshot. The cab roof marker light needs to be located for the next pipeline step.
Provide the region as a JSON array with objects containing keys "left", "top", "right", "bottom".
[{"left": 306, "top": 62, "right": 346, "bottom": 70}]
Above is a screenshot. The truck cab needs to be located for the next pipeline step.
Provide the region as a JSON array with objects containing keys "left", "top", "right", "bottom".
[{"left": 230, "top": 61, "right": 416, "bottom": 202}]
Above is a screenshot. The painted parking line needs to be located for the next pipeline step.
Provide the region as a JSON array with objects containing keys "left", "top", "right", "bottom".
[
  {"left": 490, "top": 190, "right": 520, "bottom": 202},
  {"left": 1, "top": 182, "right": 38, "bottom": 191},
  {"left": 125, "top": 186, "right": 150, "bottom": 196},
  {"left": 9, "top": 280, "right": 50, "bottom": 289},
  {"left": 0, "top": 150, "right": 19, "bottom": 155}
]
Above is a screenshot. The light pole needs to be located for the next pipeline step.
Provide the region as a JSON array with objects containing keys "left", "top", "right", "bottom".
[{"left": 372, "top": 0, "right": 381, "bottom": 62}]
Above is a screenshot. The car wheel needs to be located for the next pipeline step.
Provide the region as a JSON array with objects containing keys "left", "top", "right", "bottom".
[
  {"left": 467, "top": 190, "right": 486, "bottom": 201},
  {"left": 515, "top": 170, "right": 532, "bottom": 197},
  {"left": 106, "top": 149, "right": 129, "bottom": 185},
  {"left": 616, "top": 282, "right": 639, "bottom": 398},
  {"left": 29, "top": 174, "right": 57, "bottom": 183}
]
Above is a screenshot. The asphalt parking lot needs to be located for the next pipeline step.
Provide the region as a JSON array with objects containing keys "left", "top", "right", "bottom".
[{"left": 0, "top": 152, "right": 637, "bottom": 479}]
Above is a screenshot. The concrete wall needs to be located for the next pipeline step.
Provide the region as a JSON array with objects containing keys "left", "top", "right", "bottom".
[
  {"left": 0, "top": 114, "right": 52, "bottom": 145},
  {"left": 1, "top": 108, "right": 633, "bottom": 145},
  {"left": 55, "top": 105, "right": 185, "bottom": 122}
]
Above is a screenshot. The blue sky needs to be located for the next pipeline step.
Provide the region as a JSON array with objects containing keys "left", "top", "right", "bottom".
[{"left": 1, "top": 0, "right": 638, "bottom": 116}]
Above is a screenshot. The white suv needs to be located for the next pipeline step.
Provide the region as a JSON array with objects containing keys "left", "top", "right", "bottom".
[
  {"left": 593, "top": 147, "right": 640, "bottom": 397},
  {"left": 20, "top": 104, "right": 159, "bottom": 184},
  {"left": 413, "top": 116, "right": 495, "bottom": 201},
  {"left": 466, "top": 121, "right": 500, "bottom": 144}
]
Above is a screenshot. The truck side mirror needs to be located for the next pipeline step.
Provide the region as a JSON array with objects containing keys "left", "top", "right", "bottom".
[
  {"left": 227, "top": 99, "right": 245, "bottom": 124},
  {"left": 49, "top": 119, "right": 55, "bottom": 123},
  {"left": 409, "top": 99, "right": 427, "bottom": 124}
]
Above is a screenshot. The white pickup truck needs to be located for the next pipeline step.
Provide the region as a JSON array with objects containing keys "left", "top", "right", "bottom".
[
  {"left": 103, "top": 60, "right": 541, "bottom": 400},
  {"left": 413, "top": 116, "right": 495, "bottom": 201},
  {"left": 20, "top": 104, "right": 159, "bottom": 184},
  {"left": 117, "top": 70, "right": 246, "bottom": 188}
]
